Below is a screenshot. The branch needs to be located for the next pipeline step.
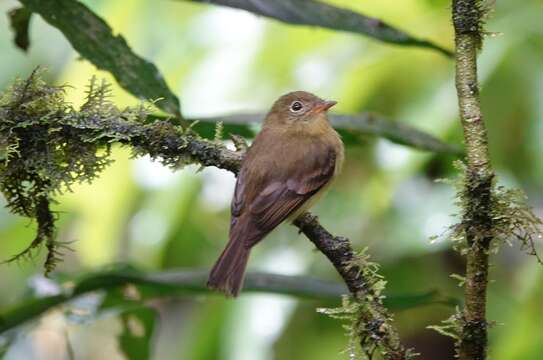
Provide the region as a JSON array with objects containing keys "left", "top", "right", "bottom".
[
  {"left": 452, "top": 1, "right": 493, "bottom": 358},
  {"left": 294, "top": 214, "right": 410, "bottom": 359},
  {"left": 179, "top": 0, "right": 453, "bottom": 57}
]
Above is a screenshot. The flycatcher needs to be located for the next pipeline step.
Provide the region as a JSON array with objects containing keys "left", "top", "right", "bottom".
[{"left": 207, "top": 91, "right": 344, "bottom": 296}]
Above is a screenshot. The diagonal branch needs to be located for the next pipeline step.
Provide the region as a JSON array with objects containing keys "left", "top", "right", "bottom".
[
  {"left": 294, "top": 214, "right": 409, "bottom": 359},
  {"left": 150, "top": 133, "right": 411, "bottom": 358}
]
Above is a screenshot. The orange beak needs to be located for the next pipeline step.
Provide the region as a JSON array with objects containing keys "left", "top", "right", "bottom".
[{"left": 313, "top": 100, "right": 337, "bottom": 113}]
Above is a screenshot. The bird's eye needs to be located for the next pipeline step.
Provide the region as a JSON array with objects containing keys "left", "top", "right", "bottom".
[{"left": 290, "top": 101, "right": 303, "bottom": 112}]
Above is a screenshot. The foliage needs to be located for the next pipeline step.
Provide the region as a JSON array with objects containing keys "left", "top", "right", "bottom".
[
  {"left": 181, "top": 0, "right": 452, "bottom": 56},
  {"left": 19, "top": 0, "right": 182, "bottom": 118},
  {"left": 427, "top": 309, "right": 463, "bottom": 342}
]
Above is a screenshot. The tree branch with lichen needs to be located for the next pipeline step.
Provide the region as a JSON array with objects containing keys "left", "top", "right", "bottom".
[
  {"left": 0, "top": 71, "right": 412, "bottom": 359},
  {"left": 437, "top": 1, "right": 543, "bottom": 359},
  {"left": 452, "top": 1, "right": 494, "bottom": 358},
  {"left": 295, "top": 214, "right": 412, "bottom": 359}
]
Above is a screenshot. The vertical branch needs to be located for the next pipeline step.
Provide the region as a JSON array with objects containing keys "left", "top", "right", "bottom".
[{"left": 452, "top": 1, "right": 493, "bottom": 359}]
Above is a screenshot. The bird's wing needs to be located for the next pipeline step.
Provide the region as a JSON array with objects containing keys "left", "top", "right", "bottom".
[{"left": 241, "top": 146, "right": 337, "bottom": 247}]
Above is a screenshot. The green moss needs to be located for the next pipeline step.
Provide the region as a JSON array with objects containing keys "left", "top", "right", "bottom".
[
  {"left": 435, "top": 160, "right": 542, "bottom": 260},
  {"left": 431, "top": 160, "right": 543, "bottom": 352},
  {"left": 428, "top": 308, "right": 463, "bottom": 346},
  {"left": 0, "top": 70, "right": 200, "bottom": 274},
  {"left": 317, "top": 248, "right": 416, "bottom": 360}
]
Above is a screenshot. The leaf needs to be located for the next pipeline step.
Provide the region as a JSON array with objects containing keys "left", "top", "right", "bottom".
[
  {"left": 383, "top": 290, "right": 460, "bottom": 311},
  {"left": 180, "top": 0, "right": 452, "bottom": 57},
  {"left": 8, "top": 7, "right": 32, "bottom": 52},
  {"left": 0, "top": 268, "right": 457, "bottom": 334},
  {"left": 0, "top": 294, "right": 67, "bottom": 334},
  {"left": 18, "top": 0, "right": 181, "bottom": 117},
  {"left": 119, "top": 308, "right": 157, "bottom": 360},
  {"left": 332, "top": 113, "right": 463, "bottom": 154},
  {"left": 176, "top": 113, "right": 462, "bottom": 154}
]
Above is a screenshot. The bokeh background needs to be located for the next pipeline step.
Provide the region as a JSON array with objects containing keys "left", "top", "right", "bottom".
[{"left": 1, "top": 0, "right": 542, "bottom": 359}]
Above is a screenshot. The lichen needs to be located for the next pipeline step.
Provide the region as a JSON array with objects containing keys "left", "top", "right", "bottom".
[
  {"left": 431, "top": 160, "right": 543, "bottom": 351},
  {"left": 317, "top": 248, "right": 415, "bottom": 360},
  {"left": 435, "top": 160, "right": 542, "bottom": 260},
  {"left": 0, "top": 70, "right": 202, "bottom": 274},
  {"left": 427, "top": 308, "right": 463, "bottom": 342},
  {"left": 214, "top": 121, "right": 224, "bottom": 143}
]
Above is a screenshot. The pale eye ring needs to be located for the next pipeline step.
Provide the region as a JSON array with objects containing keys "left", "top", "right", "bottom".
[{"left": 290, "top": 101, "right": 304, "bottom": 112}]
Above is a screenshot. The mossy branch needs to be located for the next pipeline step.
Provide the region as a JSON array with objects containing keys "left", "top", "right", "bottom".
[
  {"left": 295, "top": 214, "right": 414, "bottom": 360},
  {"left": 451, "top": 1, "right": 494, "bottom": 358},
  {"left": 446, "top": 1, "right": 543, "bottom": 359},
  {"left": 0, "top": 71, "right": 411, "bottom": 358}
]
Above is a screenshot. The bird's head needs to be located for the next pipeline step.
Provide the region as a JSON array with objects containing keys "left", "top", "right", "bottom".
[{"left": 264, "top": 91, "right": 337, "bottom": 128}]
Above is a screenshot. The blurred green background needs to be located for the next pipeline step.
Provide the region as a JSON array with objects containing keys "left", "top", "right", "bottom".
[{"left": 0, "top": 0, "right": 542, "bottom": 359}]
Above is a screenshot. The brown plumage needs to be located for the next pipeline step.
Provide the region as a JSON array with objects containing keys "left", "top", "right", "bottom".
[{"left": 207, "top": 91, "right": 344, "bottom": 296}]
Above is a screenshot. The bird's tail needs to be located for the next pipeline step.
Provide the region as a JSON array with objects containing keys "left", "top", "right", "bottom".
[{"left": 207, "top": 238, "right": 250, "bottom": 297}]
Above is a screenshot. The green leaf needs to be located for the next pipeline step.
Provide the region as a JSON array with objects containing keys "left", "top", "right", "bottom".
[
  {"left": 384, "top": 290, "right": 460, "bottom": 311},
  {"left": 18, "top": 0, "right": 181, "bottom": 117},
  {"left": 177, "top": 113, "right": 462, "bottom": 154},
  {"left": 119, "top": 308, "right": 157, "bottom": 360},
  {"left": 180, "top": 0, "right": 452, "bottom": 57},
  {"left": 8, "top": 7, "right": 32, "bottom": 52},
  {"left": 0, "top": 268, "right": 457, "bottom": 334}
]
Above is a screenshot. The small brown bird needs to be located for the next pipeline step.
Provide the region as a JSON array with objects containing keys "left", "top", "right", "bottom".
[{"left": 207, "top": 91, "right": 344, "bottom": 296}]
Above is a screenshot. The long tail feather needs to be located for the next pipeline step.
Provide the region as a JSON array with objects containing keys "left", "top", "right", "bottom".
[{"left": 207, "top": 238, "right": 250, "bottom": 297}]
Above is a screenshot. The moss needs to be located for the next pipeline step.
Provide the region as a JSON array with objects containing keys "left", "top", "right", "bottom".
[
  {"left": 0, "top": 70, "right": 201, "bottom": 274},
  {"left": 317, "top": 248, "right": 415, "bottom": 360},
  {"left": 431, "top": 160, "right": 542, "bottom": 354},
  {"left": 428, "top": 308, "right": 463, "bottom": 356},
  {"left": 435, "top": 161, "right": 542, "bottom": 260}
]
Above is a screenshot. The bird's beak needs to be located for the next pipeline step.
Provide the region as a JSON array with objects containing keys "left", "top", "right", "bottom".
[{"left": 314, "top": 100, "right": 337, "bottom": 113}]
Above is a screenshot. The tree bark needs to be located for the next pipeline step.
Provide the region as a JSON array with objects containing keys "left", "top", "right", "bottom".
[{"left": 452, "top": 1, "right": 494, "bottom": 359}]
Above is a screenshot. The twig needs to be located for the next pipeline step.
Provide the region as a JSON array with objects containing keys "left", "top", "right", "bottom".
[
  {"left": 0, "top": 271, "right": 346, "bottom": 334},
  {"left": 452, "top": 1, "right": 494, "bottom": 358}
]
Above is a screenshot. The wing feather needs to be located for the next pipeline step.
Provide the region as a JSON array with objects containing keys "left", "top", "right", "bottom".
[{"left": 240, "top": 148, "right": 336, "bottom": 247}]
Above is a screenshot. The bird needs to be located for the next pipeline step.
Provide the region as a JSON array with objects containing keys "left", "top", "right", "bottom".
[{"left": 207, "top": 91, "right": 344, "bottom": 297}]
